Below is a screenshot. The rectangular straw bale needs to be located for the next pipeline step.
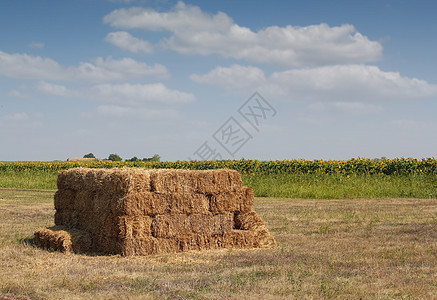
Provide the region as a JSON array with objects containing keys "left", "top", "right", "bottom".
[
  {"left": 57, "top": 168, "right": 88, "bottom": 190},
  {"left": 126, "top": 168, "right": 152, "bottom": 193},
  {"left": 75, "top": 211, "right": 106, "bottom": 234},
  {"left": 92, "top": 234, "right": 123, "bottom": 254},
  {"left": 59, "top": 167, "right": 152, "bottom": 194},
  {"left": 83, "top": 168, "right": 108, "bottom": 191},
  {"left": 226, "top": 230, "right": 256, "bottom": 248},
  {"left": 55, "top": 210, "right": 80, "bottom": 227},
  {"left": 92, "top": 191, "right": 118, "bottom": 214},
  {"left": 234, "top": 210, "right": 265, "bottom": 230},
  {"left": 175, "top": 232, "right": 257, "bottom": 251},
  {"left": 151, "top": 214, "right": 190, "bottom": 238},
  {"left": 195, "top": 169, "right": 243, "bottom": 194},
  {"left": 252, "top": 227, "right": 277, "bottom": 248},
  {"left": 149, "top": 169, "right": 197, "bottom": 194},
  {"left": 177, "top": 234, "right": 208, "bottom": 252},
  {"left": 117, "top": 191, "right": 210, "bottom": 216},
  {"left": 54, "top": 189, "right": 76, "bottom": 210},
  {"left": 190, "top": 212, "right": 233, "bottom": 236},
  {"left": 92, "top": 235, "right": 178, "bottom": 256},
  {"left": 209, "top": 186, "right": 254, "bottom": 213},
  {"left": 68, "top": 214, "right": 152, "bottom": 239},
  {"left": 122, "top": 237, "right": 179, "bottom": 256},
  {"left": 55, "top": 210, "right": 105, "bottom": 235},
  {"left": 118, "top": 215, "right": 152, "bottom": 239},
  {"left": 34, "top": 226, "right": 91, "bottom": 253},
  {"left": 73, "top": 190, "right": 95, "bottom": 211},
  {"left": 101, "top": 167, "right": 151, "bottom": 195},
  {"left": 177, "top": 234, "right": 225, "bottom": 252},
  {"left": 151, "top": 213, "right": 233, "bottom": 238},
  {"left": 221, "top": 229, "right": 275, "bottom": 249},
  {"left": 81, "top": 214, "right": 119, "bottom": 238},
  {"left": 157, "top": 192, "right": 210, "bottom": 215},
  {"left": 149, "top": 168, "right": 243, "bottom": 194}
]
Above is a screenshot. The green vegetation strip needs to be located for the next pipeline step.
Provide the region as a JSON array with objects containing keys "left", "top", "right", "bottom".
[{"left": 1, "top": 158, "right": 436, "bottom": 198}]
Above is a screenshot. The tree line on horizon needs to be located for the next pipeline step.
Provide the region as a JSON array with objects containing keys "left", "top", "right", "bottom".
[{"left": 83, "top": 153, "right": 160, "bottom": 162}]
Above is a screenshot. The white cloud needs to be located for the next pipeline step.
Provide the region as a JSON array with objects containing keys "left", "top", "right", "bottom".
[
  {"left": 7, "top": 90, "right": 30, "bottom": 99},
  {"left": 0, "top": 51, "right": 169, "bottom": 82},
  {"left": 96, "top": 105, "right": 180, "bottom": 119},
  {"left": 29, "top": 42, "right": 45, "bottom": 49},
  {"left": 36, "top": 80, "right": 195, "bottom": 106},
  {"left": 90, "top": 83, "right": 196, "bottom": 105},
  {"left": 0, "top": 50, "right": 65, "bottom": 81},
  {"left": 105, "top": 31, "right": 154, "bottom": 53},
  {"left": 0, "top": 112, "right": 44, "bottom": 129},
  {"left": 191, "top": 64, "right": 437, "bottom": 102},
  {"left": 103, "top": 2, "right": 382, "bottom": 67},
  {"left": 307, "top": 102, "right": 385, "bottom": 115},
  {"left": 190, "top": 65, "right": 265, "bottom": 90},
  {"left": 93, "top": 56, "right": 169, "bottom": 79},
  {"left": 37, "top": 81, "right": 74, "bottom": 97}
]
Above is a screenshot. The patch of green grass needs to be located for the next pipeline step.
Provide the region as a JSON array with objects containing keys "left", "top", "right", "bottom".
[
  {"left": 0, "top": 170, "right": 57, "bottom": 190},
  {"left": 1, "top": 169, "right": 437, "bottom": 199},
  {"left": 244, "top": 173, "right": 437, "bottom": 199}
]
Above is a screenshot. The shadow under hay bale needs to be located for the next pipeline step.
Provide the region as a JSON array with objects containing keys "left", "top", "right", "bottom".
[
  {"left": 34, "top": 226, "right": 92, "bottom": 253},
  {"left": 34, "top": 167, "right": 276, "bottom": 256}
]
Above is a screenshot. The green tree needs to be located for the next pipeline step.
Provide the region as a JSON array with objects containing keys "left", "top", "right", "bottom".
[
  {"left": 142, "top": 154, "right": 160, "bottom": 162},
  {"left": 83, "top": 153, "right": 95, "bottom": 158},
  {"left": 126, "top": 156, "right": 139, "bottom": 162},
  {"left": 150, "top": 154, "right": 160, "bottom": 162},
  {"left": 108, "top": 153, "right": 122, "bottom": 162}
]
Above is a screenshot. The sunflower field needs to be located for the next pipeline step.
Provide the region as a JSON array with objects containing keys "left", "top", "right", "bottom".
[
  {"left": 1, "top": 157, "right": 436, "bottom": 176},
  {"left": 1, "top": 158, "right": 436, "bottom": 198}
]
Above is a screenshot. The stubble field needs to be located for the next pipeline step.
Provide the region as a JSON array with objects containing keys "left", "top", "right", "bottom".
[{"left": 1, "top": 189, "right": 437, "bottom": 299}]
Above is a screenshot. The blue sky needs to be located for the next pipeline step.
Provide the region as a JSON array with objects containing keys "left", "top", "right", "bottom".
[{"left": 1, "top": 0, "right": 437, "bottom": 161}]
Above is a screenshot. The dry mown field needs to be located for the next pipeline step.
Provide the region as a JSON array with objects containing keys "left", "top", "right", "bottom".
[{"left": 1, "top": 189, "right": 437, "bottom": 299}]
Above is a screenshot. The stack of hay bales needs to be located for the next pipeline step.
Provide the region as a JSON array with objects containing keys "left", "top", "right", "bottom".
[
  {"left": 34, "top": 168, "right": 276, "bottom": 256},
  {"left": 66, "top": 158, "right": 99, "bottom": 162}
]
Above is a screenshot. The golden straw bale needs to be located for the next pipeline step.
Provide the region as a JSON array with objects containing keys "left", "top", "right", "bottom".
[
  {"left": 101, "top": 167, "right": 151, "bottom": 195},
  {"left": 117, "top": 191, "right": 210, "bottom": 216},
  {"left": 58, "top": 167, "right": 152, "bottom": 194},
  {"left": 151, "top": 213, "right": 233, "bottom": 238},
  {"left": 195, "top": 169, "right": 243, "bottom": 194},
  {"left": 34, "top": 226, "right": 91, "bottom": 253},
  {"left": 93, "top": 192, "right": 118, "bottom": 214},
  {"left": 54, "top": 210, "right": 80, "bottom": 227},
  {"left": 54, "top": 189, "right": 76, "bottom": 211},
  {"left": 149, "top": 168, "right": 243, "bottom": 194},
  {"left": 209, "top": 186, "right": 254, "bottom": 213},
  {"left": 92, "top": 235, "right": 123, "bottom": 254},
  {"left": 58, "top": 168, "right": 88, "bottom": 190},
  {"left": 122, "top": 237, "right": 179, "bottom": 256},
  {"left": 42, "top": 167, "right": 276, "bottom": 256},
  {"left": 91, "top": 236, "right": 179, "bottom": 256},
  {"left": 74, "top": 190, "right": 95, "bottom": 211},
  {"left": 149, "top": 169, "right": 198, "bottom": 194},
  {"left": 151, "top": 214, "right": 194, "bottom": 238},
  {"left": 67, "top": 158, "right": 99, "bottom": 162},
  {"left": 177, "top": 234, "right": 224, "bottom": 252},
  {"left": 234, "top": 211, "right": 265, "bottom": 230},
  {"left": 252, "top": 227, "right": 277, "bottom": 248},
  {"left": 118, "top": 215, "right": 152, "bottom": 239},
  {"left": 56, "top": 210, "right": 152, "bottom": 240}
]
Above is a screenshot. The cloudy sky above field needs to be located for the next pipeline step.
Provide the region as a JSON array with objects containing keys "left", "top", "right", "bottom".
[{"left": 1, "top": 0, "right": 437, "bottom": 161}]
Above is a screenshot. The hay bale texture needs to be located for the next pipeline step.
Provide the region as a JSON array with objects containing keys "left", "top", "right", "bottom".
[{"left": 34, "top": 167, "right": 276, "bottom": 256}]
